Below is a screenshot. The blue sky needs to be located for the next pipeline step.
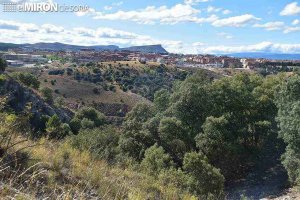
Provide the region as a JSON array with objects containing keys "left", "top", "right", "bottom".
[{"left": 0, "top": 0, "right": 300, "bottom": 54}]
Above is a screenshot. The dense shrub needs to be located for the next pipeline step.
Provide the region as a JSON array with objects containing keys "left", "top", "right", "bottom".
[
  {"left": 70, "top": 126, "right": 119, "bottom": 162},
  {"left": 0, "top": 74, "right": 6, "bottom": 86},
  {"left": 70, "top": 107, "right": 106, "bottom": 134},
  {"left": 0, "top": 58, "right": 7, "bottom": 72},
  {"left": 119, "top": 103, "right": 156, "bottom": 160},
  {"left": 40, "top": 87, "right": 53, "bottom": 104},
  {"left": 275, "top": 75, "right": 300, "bottom": 185},
  {"left": 183, "top": 152, "right": 224, "bottom": 198},
  {"left": 13, "top": 72, "right": 40, "bottom": 89},
  {"left": 48, "top": 69, "right": 65, "bottom": 75},
  {"left": 141, "top": 144, "right": 174, "bottom": 176},
  {"left": 46, "top": 114, "right": 71, "bottom": 139}
]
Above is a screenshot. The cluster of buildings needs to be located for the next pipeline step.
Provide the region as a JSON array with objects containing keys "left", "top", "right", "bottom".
[
  {"left": 240, "top": 58, "right": 300, "bottom": 70},
  {"left": 0, "top": 51, "right": 48, "bottom": 67},
  {"left": 60, "top": 49, "right": 172, "bottom": 64},
  {"left": 180, "top": 55, "right": 243, "bottom": 68},
  {"left": 1, "top": 48, "right": 300, "bottom": 71}
]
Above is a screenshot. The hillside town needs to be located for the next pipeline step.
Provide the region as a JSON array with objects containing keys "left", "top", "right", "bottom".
[{"left": 1, "top": 44, "right": 300, "bottom": 74}]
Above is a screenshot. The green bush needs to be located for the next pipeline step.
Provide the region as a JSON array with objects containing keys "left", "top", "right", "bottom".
[
  {"left": 70, "top": 126, "right": 119, "bottom": 162},
  {"left": 46, "top": 115, "right": 72, "bottom": 139},
  {"left": 0, "top": 58, "right": 7, "bottom": 72},
  {"left": 0, "top": 74, "right": 6, "bottom": 86},
  {"left": 70, "top": 107, "right": 106, "bottom": 134},
  {"left": 141, "top": 144, "right": 174, "bottom": 176},
  {"left": 80, "top": 118, "right": 95, "bottom": 129},
  {"left": 40, "top": 87, "right": 53, "bottom": 104},
  {"left": 183, "top": 152, "right": 224, "bottom": 198},
  {"left": 13, "top": 72, "right": 40, "bottom": 89},
  {"left": 275, "top": 75, "right": 300, "bottom": 185},
  {"left": 153, "top": 89, "right": 170, "bottom": 112},
  {"left": 119, "top": 103, "right": 156, "bottom": 160}
]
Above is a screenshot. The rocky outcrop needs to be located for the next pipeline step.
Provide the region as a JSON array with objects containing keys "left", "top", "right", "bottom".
[{"left": 0, "top": 76, "right": 73, "bottom": 127}]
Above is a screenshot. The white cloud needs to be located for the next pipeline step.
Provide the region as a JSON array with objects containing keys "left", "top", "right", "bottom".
[
  {"left": 218, "top": 32, "right": 233, "bottom": 39},
  {"left": 193, "top": 42, "right": 300, "bottom": 54},
  {"left": 184, "top": 0, "right": 210, "bottom": 5},
  {"left": 75, "top": 3, "right": 258, "bottom": 29},
  {"left": 206, "top": 6, "right": 231, "bottom": 15},
  {"left": 103, "top": 1, "right": 123, "bottom": 11},
  {"left": 283, "top": 26, "right": 300, "bottom": 33},
  {"left": 90, "top": 4, "right": 202, "bottom": 25},
  {"left": 292, "top": 19, "right": 300, "bottom": 25},
  {"left": 207, "top": 6, "right": 221, "bottom": 13},
  {"left": 41, "top": 24, "right": 64, "bottom": 33},
  {"left": 104, "top": 6, "right": 113, "bottom": 11},
  {"left": 73, "top": 27, "right": 140, "bottom": 39},
  {"left": 0, "top": 20, "right": 39, "bottom": 32},
  {"left": 253, "top": 21, "right": 285, "bottom": 31},
  {"left": 280, "top": 2, "right": 300, "bottom": 16},
  {"left": 0, "top": 20, "right": 19, "bottom": 30},
  {"left": 222, "top": 10, "right": 231, "bottom": 15},
  {"left": 192, "top": 42, "right": 205, "bottom": 47},
  {"left": 212, "top": 14, "right": 260, "bottom": 27},
  {"left": 0, "top": 20, "right": 186, "bottom": 53},
  {"left": 112, "top": 1, "right": 123, "bottom": 6},
  {"left": 3, "top": 20, "right": 300, "bottom": 54},
  {"left": 75, "top": 8, "right": 96, "bottom": 17},
  {"left": 75, "top": 3, "right": 228, "bottom": 25},
  {"left": 1, "top": 21, "right": 300, "bottom": 54}
]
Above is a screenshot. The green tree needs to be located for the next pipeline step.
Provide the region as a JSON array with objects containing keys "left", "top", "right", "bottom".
[
  {"left": 119, "top": 103, "right": 156, "bottom": 160},
  {"left": 74, "top": 107, "right": 105, "bottom": 127},
  {"left": 141, "top": 144, "right": 174, "bottom": 175},
  {"left": 70, "top": 107, "right": 106, "bottom": 133},
  {"left": 61, "top": 123, "right": 72, "bottom": 137},
  {"left": 195, "top": 116, "right": 241, "bottom": 178},
  {"left": 168, "top": 70, "right": 213, "bottom": 137},
  {"left": 16, "top": 72, "right": 40, "bottom": 89},
  {"left": 80, "top": 118, "right": 95, "bottom": 129},
  {"left": 275, "top": 75, "right": 300, "bottom": 184},
  {"left": 154, "top": 89, "right": 170, "bottom": 112},
  {"left": 69, "top": 118, "right": 81, "bottom": 134},
  {"left": 46, "top": 114, "right": 61, "bottom": 139},
  {"left": 41, "top": 87, "right": 53, "bottom": 104},
  {"left": 70, "top": 126, "right": 119, "bottom": 162},
  {"left": 54, "top": 97, "right": 65, "bottom": 108},
  {"left": 158, "top": 117, "right": 190, "bottom": 164},
  {"left": 0, "top": 58, "right": 7, "bottom": 73},
  {"left": 183, "top": 152, "right": 224, "bottom": 198}
]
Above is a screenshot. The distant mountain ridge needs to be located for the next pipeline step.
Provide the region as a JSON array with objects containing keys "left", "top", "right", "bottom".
[
  {"left": 122, "top": 45, "right": 168, "bottom": 54},
  {"left": 0, "top": 42, "right": 168, "bottom": 54},
  {"left": 227, "top": 52, "right": 300, "bottom": 60}
]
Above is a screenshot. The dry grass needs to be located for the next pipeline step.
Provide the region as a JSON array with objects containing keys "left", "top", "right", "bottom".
[
  {"left": 7, "top": 64, "right": 149, "bottom": 110},
  {"left": 40, "top": 73, "right": 147, "bottom": 109},
  {"left": 0, "top": 122, "right": 196, "bottom": 200}
]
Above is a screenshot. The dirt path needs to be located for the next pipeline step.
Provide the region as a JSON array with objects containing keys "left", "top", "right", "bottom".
[
  {"left": 225, "top": 138, "right": 290, "bottom": 200},
  {"left": 225, "top": 162, "right": 289, "bottom": 199}
]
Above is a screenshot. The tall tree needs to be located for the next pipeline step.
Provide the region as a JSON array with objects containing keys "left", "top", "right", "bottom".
[
  {"left": 119, "top": 103, "right": 156, "bottom": 160},
  {"left": 275, "top": 75, "right": 300, "bottom": 184},
  {"left": 0, "top": 58, "right": 7, "bottom": 73},
  {"left": 183, "top": 152, "right": 224, "bottom": 198}
]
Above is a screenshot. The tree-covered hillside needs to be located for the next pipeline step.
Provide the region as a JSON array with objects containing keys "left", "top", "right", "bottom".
[{"left": 1, "top": 59, "right": 300, "bottom": 199}]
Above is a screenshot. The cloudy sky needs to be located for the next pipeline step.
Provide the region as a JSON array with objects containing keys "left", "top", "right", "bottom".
[{"left": 0, "top": 0, "right": 300, "bottom": 54}]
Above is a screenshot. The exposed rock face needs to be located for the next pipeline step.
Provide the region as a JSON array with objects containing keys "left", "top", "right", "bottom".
[{"left": 0, "top": 76, "right": 73, "bottom": 127}]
